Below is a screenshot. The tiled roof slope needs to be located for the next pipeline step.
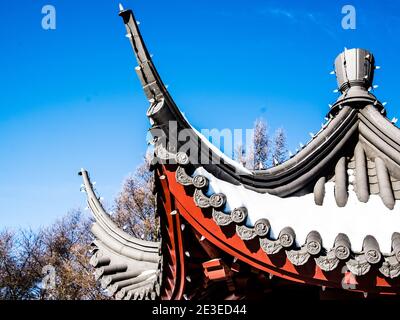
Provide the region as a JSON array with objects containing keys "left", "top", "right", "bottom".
[
  {"left": 169, "top": 159, "right": 400, "bottom": 278},
  {"left": 80, "top": 170, "right": 162, "bottom": 299}
]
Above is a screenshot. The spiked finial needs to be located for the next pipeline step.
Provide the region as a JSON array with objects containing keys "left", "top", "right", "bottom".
[
  {"left": 119, "top": 3, "right": 124, "bottom": 12},
  {"left": 334, "top": 48, "right": 375, "bottom": 94}
]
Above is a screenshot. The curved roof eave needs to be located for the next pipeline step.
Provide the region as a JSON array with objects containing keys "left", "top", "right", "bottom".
[
  {"left": 79, "top": 169, "right": 162, "bottom": 300},
  {"left": 119, "top": 7, "right": 400, "bottom": 200}
]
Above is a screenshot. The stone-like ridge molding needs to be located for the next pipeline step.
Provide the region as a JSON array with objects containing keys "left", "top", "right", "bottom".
[{"left": 170, "top": 159, "right": 400, "bottom": 279}]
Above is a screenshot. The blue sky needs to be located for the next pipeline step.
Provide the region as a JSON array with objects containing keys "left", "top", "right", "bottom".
[{"left": 1, "top": 0, "right": 400, "bottom": 229}]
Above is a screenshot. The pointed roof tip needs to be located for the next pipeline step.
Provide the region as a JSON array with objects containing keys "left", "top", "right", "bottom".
[{"left": 119, "top": 3, "right": 124, "bottom": 12}]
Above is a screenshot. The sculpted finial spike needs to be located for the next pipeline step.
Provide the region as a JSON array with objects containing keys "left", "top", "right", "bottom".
[{"left": 119, "top": 3, "right": 124, "bottom": 12}]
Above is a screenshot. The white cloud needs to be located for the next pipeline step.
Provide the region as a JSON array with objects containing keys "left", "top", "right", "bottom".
[{"left": 268, "top": 8, "right": 295, "bottom": 20}]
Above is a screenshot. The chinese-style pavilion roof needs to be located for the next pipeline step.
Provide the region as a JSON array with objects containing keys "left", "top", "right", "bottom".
[{"left": 80, "top": 5, "right": 400, "bottom": 299}]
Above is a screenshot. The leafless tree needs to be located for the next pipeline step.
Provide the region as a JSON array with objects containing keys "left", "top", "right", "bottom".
[
  {"left": 0, "top": 229, "right": 45, "bottom": 300},
  {"left": 234, "top": 118, "right": 287, "bottom": 170},
  {"left": 272, "top": 128, "right": 288, "bottom": 165},
  {"left": 0, "top": 211, "right": 108, "bottom": 300},
  {"left": 249, "top": 118, "right": 270, "bottom": 169},
  {"left": 0, "top": 151, "right": 160, "bottom": 300},
  {"left": 39, "top": 211, "right": 107, "bottom": 300},
  {"left": 234, "top": 144, "right": 247, "bottom": 167},
  {"left": 112, "top": 152, "right": 159, "bottom": 241}
]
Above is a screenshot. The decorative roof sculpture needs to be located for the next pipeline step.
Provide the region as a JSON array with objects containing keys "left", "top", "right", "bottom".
[{"left": 80, "top": 5, "right": 400, "bottom": 299}]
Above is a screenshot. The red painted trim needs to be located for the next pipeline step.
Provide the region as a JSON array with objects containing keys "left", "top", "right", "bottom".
[
  {"left": 157, "top": 171, "right": 186, "bottom": 300},
  {"left": 160, "top": 165, "right": 400, "bottom": 294}
]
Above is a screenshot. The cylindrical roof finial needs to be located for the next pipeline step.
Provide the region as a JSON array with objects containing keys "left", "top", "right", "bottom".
[
  {"left": 334, "top": 48, "right": 375, "bottom": 93},
  {"left": 328, "top": 48, "right": 383, "bottom": 115}
]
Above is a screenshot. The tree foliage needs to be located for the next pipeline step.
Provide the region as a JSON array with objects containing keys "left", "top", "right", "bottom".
[
  {"left": 235, "top": 118, "right": 287, "bottom": 169},
  {"left": 251, "top": 118, "right": 270, "bottom": 169},
  {"left": 0, "top": 151, "right": 159, "bottom": 300},
  {"left": 112, "top": 152, "right": 159, "bottom": 241},
  {"left": 0, "top": 211, "right": 108, "bottom": 300},
  {"left": 272, "top": 128, "right": 288, "bottom": 165},
  {"left": 234, "top": 144, "right": 247, "bottom": 168}
]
